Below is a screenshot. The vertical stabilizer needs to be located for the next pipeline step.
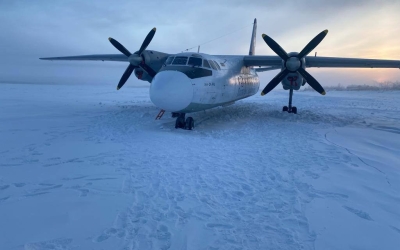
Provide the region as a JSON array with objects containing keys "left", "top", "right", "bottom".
[{"left": 249, "top": 18, "right": 257, "bottom": 55}]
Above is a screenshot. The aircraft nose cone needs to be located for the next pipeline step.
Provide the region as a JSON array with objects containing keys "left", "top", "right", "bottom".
[{"left": 150, "top": 71, "right": 193, "bottom": 112}]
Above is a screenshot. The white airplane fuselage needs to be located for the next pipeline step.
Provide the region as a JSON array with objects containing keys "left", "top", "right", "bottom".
[{"left": 149, "top": 53, "right": 260, "bottom": 113}]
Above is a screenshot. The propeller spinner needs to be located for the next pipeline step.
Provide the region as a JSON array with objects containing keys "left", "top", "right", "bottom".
[
  {"left": 109, "top": 28, "right": 157, "bottom": 90},
  {"left": 261, "top": 30, "right": 328, "bottom": 96}
]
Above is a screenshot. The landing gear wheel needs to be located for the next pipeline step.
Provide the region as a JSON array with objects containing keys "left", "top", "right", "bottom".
[
  {"left": 185, "top": 117, "right": 195, "bottom": 130},
  {"left": 285, "top": 89, "right": 296, "bottom": 114},
  {"left": 283, "top": 106, "right": 288, "bottom": 112},
  {"left": 175, "top": 116, "right": 185, "bottom": 129}
]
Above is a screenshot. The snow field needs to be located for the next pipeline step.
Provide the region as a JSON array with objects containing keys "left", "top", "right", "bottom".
[{"left": 0, "top": 83, "right": 399, "bottom": 250}]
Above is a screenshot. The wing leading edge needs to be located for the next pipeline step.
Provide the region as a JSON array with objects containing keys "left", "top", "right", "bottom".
[
  {"left": 40, "top": 54, "right": 128, "bottom": 62},
  {"left": 305, "top": 56, "right": 400, "bottom": 68},
  {"left": 244, "top": 55, "right": 400, "bottom": 69}
]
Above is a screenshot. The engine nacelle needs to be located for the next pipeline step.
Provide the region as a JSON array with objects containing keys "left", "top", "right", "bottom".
[
  {"left": 281, "top": 52, "right": 306, "bottom": 90},
  {"left": 281, "top": 72, "right": 304, "bottom": 90},
  {"left": 138, "top": 50, "right": 169, "bottom": 82},
  {"left": 134, "top": 68, "right": 153, "bottom": 82}
]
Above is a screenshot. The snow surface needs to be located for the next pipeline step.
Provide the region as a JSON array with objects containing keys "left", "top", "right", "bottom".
[{"left": 0, "top": 83, "right": 399, "bottom": 250}]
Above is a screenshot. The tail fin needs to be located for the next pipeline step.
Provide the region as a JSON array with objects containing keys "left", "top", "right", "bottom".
[{"left": 249, "top": 18, "right": 257, "bottom": 55}]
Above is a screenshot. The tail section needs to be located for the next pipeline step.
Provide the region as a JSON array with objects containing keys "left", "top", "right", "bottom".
[{"left": 249, "top": 18, "right": 257, "bottom": 55}]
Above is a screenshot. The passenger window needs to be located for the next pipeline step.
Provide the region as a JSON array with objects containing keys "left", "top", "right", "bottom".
[
  {"left": 165, "top": 56, "right": 174, "bottom": 65},
  {"left": 213, "top": 60, "right": 221, "bottom": 70},
  {"left": 188, "top": 57, "right": 202, "bottom": 67},
  {"left": 203, "top": 60, "right": 211, "bottom": 68},
  {"left": 172, "top": 57, "right": 188, "bottom": 65},
  {"left": 208, "top": 60, "right": 218, "bottom": 70}
]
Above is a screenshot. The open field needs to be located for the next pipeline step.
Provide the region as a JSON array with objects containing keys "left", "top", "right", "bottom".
[{"left": 0, "top": 83, "right": 399, "bottom": 250}]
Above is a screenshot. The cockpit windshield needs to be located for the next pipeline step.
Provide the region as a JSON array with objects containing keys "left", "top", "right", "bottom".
[
  {"left": 208, "top": 60, "right": 218, "bottom": 70},
  {"left": 164, "top": 55, "right": 220, "bottom": 71},
  {"left": 187, "top": 57, "right": 202, "bottom": 67},
  {"left": 203, "top": 60, "right": 211, "bottom": 68},
  {"left": 165, "top": 56, "right": 174, "bottom": 65},
  {"left": 172, "top": 57, "right": 188, "bottom": 65}
]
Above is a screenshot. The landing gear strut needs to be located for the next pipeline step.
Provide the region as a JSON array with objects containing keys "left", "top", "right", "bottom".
[
  {"left": 175, "top": 113, "right": 195, "bottom": 130},
  {"left": 283, "top": 88, "right": 297, "bottom": 114}
]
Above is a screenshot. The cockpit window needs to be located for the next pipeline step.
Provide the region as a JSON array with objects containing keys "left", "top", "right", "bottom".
[
  {"left": 208, "top": 60, "right": 218, "bottom": 70},
  {"left": 165, "top": 56, "right": 174, "bottom": 65},
  {"left": 213, "top": 60, "right": 221, "bottom": 70},
  {"left": 188, "top": 57, "right": 202, "bottom": 67},
  {"left": 203, "top": 60, "right": 211, "bottom": 68},
  {"left": 172, "top": 56, "right": 188, "bottom": 65}
]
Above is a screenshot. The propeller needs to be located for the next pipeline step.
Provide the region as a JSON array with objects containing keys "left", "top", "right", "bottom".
[
  {"left": 108, "top": 28, "right": 157, "bottom": 90},
  {"left": 261, "top": 30, "right": 328, "bottom": 96}
]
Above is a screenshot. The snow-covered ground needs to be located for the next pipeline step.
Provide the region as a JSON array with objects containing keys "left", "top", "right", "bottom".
[{"left": 0, "top": 82, "right": 399, "bottom": 250}]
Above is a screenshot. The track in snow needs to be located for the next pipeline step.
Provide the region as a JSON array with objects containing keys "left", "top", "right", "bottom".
[{"left": 0, "top": 83, "right": 399, "bottom": 250}]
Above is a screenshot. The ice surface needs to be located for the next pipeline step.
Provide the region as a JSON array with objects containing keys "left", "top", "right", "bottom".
[{"left": 0, "top": 83, "right": 399, "bottom": 250}]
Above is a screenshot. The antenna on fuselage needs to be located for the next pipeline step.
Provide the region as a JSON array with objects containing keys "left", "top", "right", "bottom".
[{"left": 197, "top": 46, "right": 200, "bottom": 53}]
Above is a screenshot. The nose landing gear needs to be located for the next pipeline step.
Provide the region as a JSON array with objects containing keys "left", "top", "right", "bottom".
[
  {"left": 283, "top": 88, "right": 297, "bottom": 114},
  {"left": 175, "top": 113, "right": 194, "bottom": 130}
]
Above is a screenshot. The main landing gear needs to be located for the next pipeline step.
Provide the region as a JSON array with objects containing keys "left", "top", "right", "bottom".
[
  {"left": 175, "top": 113, "right": 195, "bottom": 130},
  {"left": 283, "top": 88, "right": 297, "bottom": 114}
]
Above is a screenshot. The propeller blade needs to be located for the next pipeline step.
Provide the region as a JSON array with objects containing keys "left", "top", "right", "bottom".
[
  {"left": 262, "top": 34, "right": 289, "bottom": 61},
  {"left": 138, "top": 28, "right": 156, "bottom": 55},
  {"left": 139, "top": 62, "right": 157, "bottom": 78},
  {"left": 297, "top": 30, "right": 328, "bottom": 59},
  {"left": 108, "top": 37, "right": 132, "bottom": 57},
  {"left": 297, "top": 67, "right": 325, "bottom": 95},
  {"left": 117, "top": 64, "right": 136, "bottom": 90},
  {"left": 261, "top": 68, "right": 289, "bottom": 96}
]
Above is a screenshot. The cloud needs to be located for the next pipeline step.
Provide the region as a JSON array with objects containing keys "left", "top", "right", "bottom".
[{"left": 1, "top": 0, "right": 400, "bottom": 86}]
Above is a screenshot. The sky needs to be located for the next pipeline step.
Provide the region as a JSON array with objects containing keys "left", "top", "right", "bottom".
[{"left": 1, "top": 0, "right": 400, "bottom": 87}]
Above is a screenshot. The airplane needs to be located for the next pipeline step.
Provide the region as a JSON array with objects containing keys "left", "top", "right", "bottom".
[{"left": 41, "top": 18, "right": 400, "bottom": 130}]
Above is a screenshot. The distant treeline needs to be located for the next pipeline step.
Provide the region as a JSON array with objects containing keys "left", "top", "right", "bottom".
[{"left": 303, "top": 81, "right": 400, "bottom": 91}]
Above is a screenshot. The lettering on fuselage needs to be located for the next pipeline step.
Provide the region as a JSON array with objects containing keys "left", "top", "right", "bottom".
[
  {"left": 236, "top": 75, "right": 259, "bottom": 98},
  {"left": 204, "top": 82, "right": 216, "bottom": 87}
]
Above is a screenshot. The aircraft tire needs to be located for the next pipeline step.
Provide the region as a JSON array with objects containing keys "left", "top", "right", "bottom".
[
  {"left": 283, "top": 106, "right": 288, "bottom": 112},
  {"left": 185, "top": 117, "right": 194, "bottom": 130},
  {"left": 175, "top": 117, "right": 185, "bottom": 129},
  {"left": 292, "top": 107, "right": 297, "bottom": 114}
]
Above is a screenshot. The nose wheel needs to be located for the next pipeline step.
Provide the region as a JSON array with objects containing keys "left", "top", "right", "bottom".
[
  {"left": 283, "top": 88, "right": 297, "bottom": 114},
  {"left": 175, "top": 113, "right": 194, "bottom": 130}
]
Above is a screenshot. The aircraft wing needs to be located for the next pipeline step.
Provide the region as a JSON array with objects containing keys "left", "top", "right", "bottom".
[
  {"left": 243, "top": 56, "right": 282, "bottom": 67},
  {"left": 255, "top": 66, "right": 281, "bottom": 72},
  {"left": 40, "top": 54, "right": 128, "bottom": 62},
  {"left": 244, "top": 55, "right": 400, "bottom": 69},
  {"left": 305, "top": 56, "right": 400, "bottom": 68}
]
